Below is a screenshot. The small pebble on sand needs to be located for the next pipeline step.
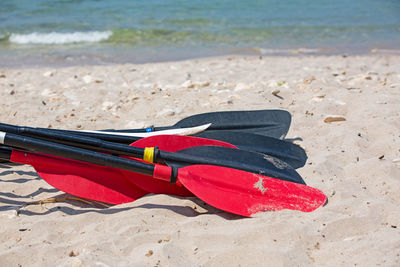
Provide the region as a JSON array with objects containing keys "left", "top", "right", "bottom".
[
  {"left": 324, "top": 116, "right": 346, "bottom": 123},
  {"left": 272, "top": 89, "right": 281, "bottom": 96}
]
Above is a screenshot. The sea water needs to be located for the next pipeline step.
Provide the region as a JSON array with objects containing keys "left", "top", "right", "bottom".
[{"left": 1, "top": 0, "right": 399, "bottom": 66}]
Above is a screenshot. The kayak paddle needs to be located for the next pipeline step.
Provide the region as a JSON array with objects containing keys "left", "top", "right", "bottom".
[{"left": 0, "top": 132, "right": 325, "bottom": 216}]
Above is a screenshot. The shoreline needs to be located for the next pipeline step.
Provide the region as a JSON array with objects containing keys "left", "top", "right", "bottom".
[{"left": 1, "top": 45, "right": 400, "bottom": 69}]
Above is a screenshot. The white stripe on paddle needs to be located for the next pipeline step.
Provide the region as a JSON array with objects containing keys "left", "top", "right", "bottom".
[
  {"left": 80, "top": 123, "right": 211, "bottom": 137},
  {"left": 0, "top": 132, "right": 5, "bottom": 144}
]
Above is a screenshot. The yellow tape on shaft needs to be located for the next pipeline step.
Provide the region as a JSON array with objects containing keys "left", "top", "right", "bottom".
[{"left": 143, "top": 147, "right": 155, "bottom": 163}]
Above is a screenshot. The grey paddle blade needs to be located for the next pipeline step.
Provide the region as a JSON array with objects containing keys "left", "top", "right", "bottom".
[
  {"left": 163, "top": 145, "right": 306, "bottom": 185},
  {"left": 174, "top": 109, "right": 291, "bottom": 139},
  {"left": 194, "top": 131, "right": 307, "bottom": 169}
]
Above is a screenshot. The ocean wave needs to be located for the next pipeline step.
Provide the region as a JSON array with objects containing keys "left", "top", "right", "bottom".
[{"left": 9, "top": 31, "right": 112, "bottom": 44}]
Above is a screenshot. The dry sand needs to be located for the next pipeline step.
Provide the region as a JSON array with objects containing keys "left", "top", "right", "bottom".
[{"left": 0, "top": 54, "right": 399, "bottom": 266}]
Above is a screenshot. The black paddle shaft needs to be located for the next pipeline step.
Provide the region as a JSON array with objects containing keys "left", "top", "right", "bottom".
[
  {"left": 0, "top": 123, "right": 145, "bottom": 156},
  {"left": 37, "top": 127, "right": 137, "bottom": 143},
  {"left": 0, "top": 132, "right": 155, "bottom": 176}
]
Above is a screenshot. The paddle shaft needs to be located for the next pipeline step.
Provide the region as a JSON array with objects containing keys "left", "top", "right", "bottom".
[
  {"left": 0, "top": 131, "right": 157, "bottom": 177},
  {"left": 34, "top": 127, "right": 137, "bottom": 143}
]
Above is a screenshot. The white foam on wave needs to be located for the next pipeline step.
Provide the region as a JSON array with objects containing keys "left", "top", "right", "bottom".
[{"left": 9, "top": 31, "right": 112, "bottom": 44}]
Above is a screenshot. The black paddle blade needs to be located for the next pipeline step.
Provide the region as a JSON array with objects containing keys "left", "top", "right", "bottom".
[
  {"left": 194, "top": 131, "right": 307, "bottom": 169},
  {"left": 101, "top": 110, "right": 291, "bottom": 139},
  {"left": 164, "top": 146, "right": 306, "bottom": 185},
  {"left": 174, "top": 110, "right": 291, "bottom": 139}
]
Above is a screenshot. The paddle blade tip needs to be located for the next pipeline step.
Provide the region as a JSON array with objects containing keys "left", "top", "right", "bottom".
[
  {"left": 178, "top": 165, "right": 327, "bottom": 217},
  {"left": 246, "top": 187, "right": 327, "bottom": 216}
]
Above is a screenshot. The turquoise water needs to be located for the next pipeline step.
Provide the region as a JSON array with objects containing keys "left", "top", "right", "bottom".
[{"left": 1, "top": 0, "right": 400, "bottom": 66}]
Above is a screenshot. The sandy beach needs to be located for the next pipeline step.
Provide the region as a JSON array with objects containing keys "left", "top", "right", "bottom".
[{"left": 0, "top": 54, "right": 399, "bottom": 266}]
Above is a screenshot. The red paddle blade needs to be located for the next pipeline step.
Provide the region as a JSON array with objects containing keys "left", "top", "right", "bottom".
[
  {"left": 10, "top": 150, "right": 148, "bottom": 204},
  {"left": 121, "top": 135, "right": 237, "bottom": 196},
  {"left": 177, "top": 165, "right": 327, "bottom": 217}
]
